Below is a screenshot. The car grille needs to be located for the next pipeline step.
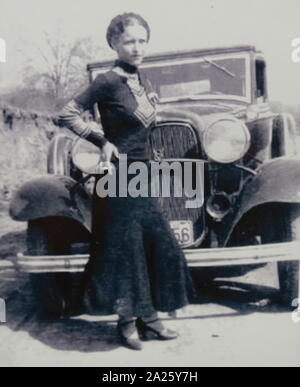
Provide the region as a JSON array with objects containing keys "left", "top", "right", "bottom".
[
  {"left": 149, "top": 122, "right": 205, "bottom": 246},
  {"left": 150, "top": 122, "right": 201, "bottom": 159}
]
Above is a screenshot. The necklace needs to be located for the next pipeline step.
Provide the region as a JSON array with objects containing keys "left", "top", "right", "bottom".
[
  {"left": 112, "top": 66, "right": 143, "bottom": 94},
  {"left": 112, "top": 60, "right": 156, "bottom": 127}
]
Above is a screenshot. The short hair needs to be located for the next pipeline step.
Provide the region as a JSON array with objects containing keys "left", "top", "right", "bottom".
[{"left": 106, "top": 12, "right": 151, "bottom": 49}]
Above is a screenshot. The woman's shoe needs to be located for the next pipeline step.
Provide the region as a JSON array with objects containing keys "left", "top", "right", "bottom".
[
  {"left": 117, "top": 319, "right": 143, "bottom": 350},
  {"left": 136, "top": 318, "right": 178, "bottom": 341}
]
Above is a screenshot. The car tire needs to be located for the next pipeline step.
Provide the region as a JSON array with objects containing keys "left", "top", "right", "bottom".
[
  {"left": 27, "top": 219, "right": 84, "bottom": 319},
  {"left": 278, "top": 261, "right": 299, "bottom": 308},
  {"left": 261, "top": 204, "right": 300, "bottom": 308},
  {"left": 277, "top": 205, "right": 300, "bottom": 308}
]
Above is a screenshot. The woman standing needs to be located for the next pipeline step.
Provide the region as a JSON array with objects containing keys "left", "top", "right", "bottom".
[{"left": 58, "top": 12, "right": 195, "bottom": 350}]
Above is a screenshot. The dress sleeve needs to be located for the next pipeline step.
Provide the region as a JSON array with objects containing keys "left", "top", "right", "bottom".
[
  {"left": 57, "top": 74, "right": 108, "bottom": 148},
  {"left": 74, "top": 73, "right": 108, "bottom": 111}
]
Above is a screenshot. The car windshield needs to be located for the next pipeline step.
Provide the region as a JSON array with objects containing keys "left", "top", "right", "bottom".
[{"left": 141, "top": 53, "right": 250, "bottom": 103}]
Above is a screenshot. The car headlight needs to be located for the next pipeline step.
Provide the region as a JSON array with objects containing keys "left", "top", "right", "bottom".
[
  {"left": 71, "top": 138, "right": 103, "bottom": 174},
  {"left": 203, "top": 118, "right": 250, "bottom": 163}
]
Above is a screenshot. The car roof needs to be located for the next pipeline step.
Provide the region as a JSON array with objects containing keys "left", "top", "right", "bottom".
[{"left": 87, "top": 45, "right": 260, "bottom": 71}]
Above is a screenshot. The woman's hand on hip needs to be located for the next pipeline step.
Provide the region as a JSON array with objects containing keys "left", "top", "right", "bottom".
[
  {"left": 100, "top": 141, "right": 119, "bottom": 174},
  {"left": 101, "top": 141, "right": 119, "bottom": 161}
]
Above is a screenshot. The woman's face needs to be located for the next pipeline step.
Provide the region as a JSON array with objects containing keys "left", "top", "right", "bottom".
[{"left": 112, "top": 24, "right": 148, "bottom": 67}]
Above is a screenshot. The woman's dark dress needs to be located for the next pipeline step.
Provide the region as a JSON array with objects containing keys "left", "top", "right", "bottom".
[{"left": 73, "top": 63, "right": 196, "bottom": 317}]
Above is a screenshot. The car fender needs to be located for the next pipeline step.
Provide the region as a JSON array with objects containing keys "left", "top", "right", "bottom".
[
  {"left": 223, "top": 156, "right": 300, "bottom": 244},
  {"left": 9, "top": 175, "right": 92, "bottom": 231},
  {"left": 272, "top": 113, "right": 298, "bottom": 157}
]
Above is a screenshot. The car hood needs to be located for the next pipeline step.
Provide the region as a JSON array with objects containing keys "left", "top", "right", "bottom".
[{"left": 156, "top": 100, "right": 247, "bottom": 134}]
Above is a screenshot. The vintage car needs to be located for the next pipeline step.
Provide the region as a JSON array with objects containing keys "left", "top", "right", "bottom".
[{"left": 9, "top": 45, "right": 300, "bottom": 318}]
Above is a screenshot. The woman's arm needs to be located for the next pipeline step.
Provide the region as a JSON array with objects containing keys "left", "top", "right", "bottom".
[
  {"left": 57, "top": 73, "right": 112, "bottom": 147},
  {"left": 57, "top": 99, "right": 108, "bottom": 148},
  {"left": 58, "top": 74, "right": 119, "bottom": 165}
]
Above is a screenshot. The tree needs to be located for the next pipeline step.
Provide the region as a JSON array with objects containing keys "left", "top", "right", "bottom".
[{"left": 20, "top": 28, "right": 111, "bottom": 110}]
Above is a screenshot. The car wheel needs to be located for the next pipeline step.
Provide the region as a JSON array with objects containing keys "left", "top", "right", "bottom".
[
  {"left": 278, "top": 261, "right": 299, "bottom": 308},
  {"left": 27, "top": 219, "right": 84, "bottom": 319},
  {"left": 277, "top": 205, "right": 300, "bottom": 308},
  {"left": 261, "top": 204, "right": 300, "bottom": 308}
]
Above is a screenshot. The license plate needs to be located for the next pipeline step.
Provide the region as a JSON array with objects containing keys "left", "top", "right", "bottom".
[{"left": 170, "top": 220, "right": 194, "bottom": 246}]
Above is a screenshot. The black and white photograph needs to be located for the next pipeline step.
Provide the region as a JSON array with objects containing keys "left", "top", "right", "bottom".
[{"left": 0, "top": 0, "right": 300, "bottom": 369}]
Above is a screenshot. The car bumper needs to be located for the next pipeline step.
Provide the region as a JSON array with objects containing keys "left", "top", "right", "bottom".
[{"left": 3, "top": 241, "right": 300, "bottom": 273}]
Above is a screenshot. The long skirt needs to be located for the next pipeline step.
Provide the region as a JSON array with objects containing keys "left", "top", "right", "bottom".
[{"left": 82, "top": 159, "right": 196, "bottom": 317}]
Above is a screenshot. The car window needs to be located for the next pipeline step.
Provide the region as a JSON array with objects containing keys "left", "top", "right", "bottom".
[{"left": 141, "top": 54, "right": 250, "bottom": 102}]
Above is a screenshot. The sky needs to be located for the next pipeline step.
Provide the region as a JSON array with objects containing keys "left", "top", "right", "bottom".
[{"left": 1, "top": 0, "right": 300, "bottom": 104}]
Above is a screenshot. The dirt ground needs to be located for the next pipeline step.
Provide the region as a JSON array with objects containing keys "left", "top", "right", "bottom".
[{"left": 0, "top": 206, "right": 300, "bottom": 367}]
